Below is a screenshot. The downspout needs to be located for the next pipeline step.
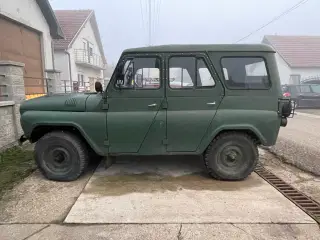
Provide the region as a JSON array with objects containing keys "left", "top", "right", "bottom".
[{"left": 65, "top": 50, "right": 73, "bottom": 91}]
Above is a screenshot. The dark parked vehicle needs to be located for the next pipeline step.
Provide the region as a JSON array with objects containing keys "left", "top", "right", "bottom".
[{"left": 282, "top": 84, "right": 320, "bottom": 108}]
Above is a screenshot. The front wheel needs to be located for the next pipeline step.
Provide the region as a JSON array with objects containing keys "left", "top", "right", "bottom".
[
  {"left": 35, "top": 131, "right": 89, "bottom": 181},
  {"left": 204, "top": 132, "right": 258, "bottom": 181}
]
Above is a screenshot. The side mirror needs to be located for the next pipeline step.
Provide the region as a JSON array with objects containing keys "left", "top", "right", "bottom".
[{"left": 95, "top": 81, "right": 103, "bottom": 93}]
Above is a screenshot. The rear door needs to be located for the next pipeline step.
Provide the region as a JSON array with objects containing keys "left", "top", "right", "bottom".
[{"left": 166, "top": 53, "right": 224, "bottom": 152}]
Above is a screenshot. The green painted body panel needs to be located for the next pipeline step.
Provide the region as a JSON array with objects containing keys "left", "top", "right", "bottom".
[
  {"left": 19, "top": 44, "right": 284, "bottom": 157},
  {"left": 20, "top": 93, "right": 90, "bottom": 113},
  {"left": 20, "top": 110, "right": 108, "bottom": 155}
]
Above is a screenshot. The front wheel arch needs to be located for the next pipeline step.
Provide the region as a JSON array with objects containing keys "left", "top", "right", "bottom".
[{"left": 30, "top": 124, "right": 104, "bottom": 156}]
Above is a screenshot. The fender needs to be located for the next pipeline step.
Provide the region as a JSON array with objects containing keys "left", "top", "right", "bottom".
[
  {"left": 197, "top": 124, "right": 267, "bottom": 153},
  {"left": 30, "top": 122, "right": 106, "bottom": 156},
  {"left": 21, "top": 111, "right": 108, "bottom": 156}
]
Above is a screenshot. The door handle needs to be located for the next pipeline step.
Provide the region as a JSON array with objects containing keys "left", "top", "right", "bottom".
[
  {"left": 148, "top": 103, "right": 157, "bottom": 107},
  {"left": 207, "top": 102, "right": 216, "bottom": 105}
]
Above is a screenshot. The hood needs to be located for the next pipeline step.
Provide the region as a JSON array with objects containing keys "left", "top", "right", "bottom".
[{"left": 20, "top": 93, "right": 90, "bottom": 113}]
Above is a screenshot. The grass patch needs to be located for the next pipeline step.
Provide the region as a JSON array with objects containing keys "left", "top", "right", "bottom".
[{"left": 0, "top": 146, "right": 36, "bottom": 198}]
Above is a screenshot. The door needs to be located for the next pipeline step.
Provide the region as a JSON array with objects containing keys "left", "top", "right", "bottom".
[
  {"left": 0, "top": 17, "right": 44, "bottom": 99},
  {"left": 166, "top": 54, "right": 224, "bottom": 152},
  {"left": 107, "top": 55, "right": 166, "bottom": 154}
]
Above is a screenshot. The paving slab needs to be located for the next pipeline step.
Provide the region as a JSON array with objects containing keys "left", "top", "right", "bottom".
[
  {"left": 27, "top": 224, "right": 179, "bottom": 240},
  {"left": 64, "top": 156, "right": 315, "bottom": 224},
  {"left": 0, "top": 168, "right": 94, "bottom": 223},
  {"left": 0, "top": 224, "right": 48, "bottom": 240},
  {"left": 180, "top": 223, "right": 320, "bottom": 240}
]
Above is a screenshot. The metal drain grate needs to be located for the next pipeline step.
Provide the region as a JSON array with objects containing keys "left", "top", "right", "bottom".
[{"left": 255, "top": 164, "right": 320, "bottom": 223}]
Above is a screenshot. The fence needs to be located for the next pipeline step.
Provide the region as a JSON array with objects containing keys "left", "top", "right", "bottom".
[
  {"left": 23, "top": 78, "right": 96, "bottom": 100},
  {"left": 0, "top": 60, "right": 102, "bottom": 150}
]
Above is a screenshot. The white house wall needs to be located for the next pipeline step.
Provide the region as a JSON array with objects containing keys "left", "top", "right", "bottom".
[
  {"left": 54, "top": 51, "right": 69, "bottom": 81},
  {"left": 0, "top": 0, "right": 54, "bottom": 71},
  {"left": 274, "top": 53, "right": 292, "bottom": 84},
  {"left": 291, "top": 67, "right": 320, "bottom": 82},
  {"left": 70, "top": 18, "right": 103, "bottom": 85}
]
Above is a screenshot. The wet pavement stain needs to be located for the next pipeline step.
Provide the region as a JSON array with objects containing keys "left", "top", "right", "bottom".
[{"left": 84, "top": 172, "right": 264, "bottom": 196}]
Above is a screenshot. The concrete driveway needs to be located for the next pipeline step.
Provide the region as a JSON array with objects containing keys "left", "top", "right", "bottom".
[{"left": 0, "top": 152, "right": 319, "bottom": 239}]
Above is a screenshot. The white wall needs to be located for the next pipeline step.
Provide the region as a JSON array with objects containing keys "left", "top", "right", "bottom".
[
  {"left": 0, "top": 0, "right": 54, "bottom": 71},
  {"left": 68, "top": 17, "right": 103, "bottom": 91},
  {"left": 291, "top": 67, "right": 320, "bottom": 82},
  {"left": 274, "top": 53, "right": 292, "bottom": 84},
  {"left": 54, "top": 51, "right": 69, "bottom": 80}
]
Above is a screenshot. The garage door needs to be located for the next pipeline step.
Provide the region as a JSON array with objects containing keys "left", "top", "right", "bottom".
[{"left": 0, "top": 17, "right": 44, "bottom": 99}]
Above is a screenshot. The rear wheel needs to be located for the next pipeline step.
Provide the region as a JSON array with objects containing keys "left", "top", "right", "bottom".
[
  {"left": 204, "top": 132, "right": 258, "bottom": 181},
  {"left": 35, "top": 131, "right": 89, "bottom": 181}
]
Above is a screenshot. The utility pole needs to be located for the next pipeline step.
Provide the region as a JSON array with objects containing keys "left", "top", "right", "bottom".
[{"left": 148, "top": 0, "right": 151, "bottom": 46}]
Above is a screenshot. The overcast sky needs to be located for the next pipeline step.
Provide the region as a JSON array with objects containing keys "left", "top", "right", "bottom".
[{"left": 51, "top": 0, "right": 319, "bottom": 64}]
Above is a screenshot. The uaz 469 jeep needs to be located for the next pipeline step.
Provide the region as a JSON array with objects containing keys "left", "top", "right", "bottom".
[{"left": 19, "top": 44, "right": 292, "bottom": 182}]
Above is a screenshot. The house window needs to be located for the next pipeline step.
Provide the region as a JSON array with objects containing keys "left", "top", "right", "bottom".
[{"left": 78, "top": 74, "right": 84, "bottom": 87}]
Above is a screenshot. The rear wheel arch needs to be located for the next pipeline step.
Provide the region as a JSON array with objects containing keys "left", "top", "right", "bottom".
[{"left": 213, "top": 129, "right": 261, "bottom": 145}]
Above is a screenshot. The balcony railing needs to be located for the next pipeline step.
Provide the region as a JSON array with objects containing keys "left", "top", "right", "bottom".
[{"left": 74, "top": 49, "right": 105, "bottom": 69}]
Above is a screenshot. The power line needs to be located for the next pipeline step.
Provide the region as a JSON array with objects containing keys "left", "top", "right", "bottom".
[
  {"left": 148, "top": 0, "right": 152, "bottom": 45},
  {"left": 139, "top": 0, "right": 146, "bottom": 33},
  {"left": 153, "top": 0, "right": 162, "bottom": 43},
  {"left": 235, "top": 0, "right": 309, "bottom": 43}
]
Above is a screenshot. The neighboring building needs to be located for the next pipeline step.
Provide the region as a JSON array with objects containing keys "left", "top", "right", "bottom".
[
  {"left": 103, "top": 63, "right": 116, "bottom": 87},
  {"left": 0, "top": 0, "right": 64, "bottom": 99},
  {"left": 53, "top": 10, "right": 106, "bottom": 92},
  {"left": 263, "top": 35, "right": 320, "bottom": 85}
]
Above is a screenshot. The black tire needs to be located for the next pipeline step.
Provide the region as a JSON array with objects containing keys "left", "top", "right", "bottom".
[
  {"left": 204, "top": 132, "right": 258, "bottom": 181},
  {"left": 34, "top": 131, "right": 89, "bottom": 181}
]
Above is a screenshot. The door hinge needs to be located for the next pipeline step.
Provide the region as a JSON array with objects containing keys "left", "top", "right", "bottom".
[
  {"left": 162, "top": 139, "right": 168, "bottom": 145},
  {"left": 161, "top": 101, "right": 168, "bottom": 109},
  {"left": 102, "top": 103, "right": 109, "bottom": 110},
  {"left": 104, "top": 140, "right": 109, "bottom": 146}
]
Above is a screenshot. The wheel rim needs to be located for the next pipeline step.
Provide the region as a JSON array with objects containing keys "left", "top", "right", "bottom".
[
  {"left": 44, "top": 146, "right": 73, "bottom": 174},
  {"left": 217, "top": 144, "right": 246, "bottom": 171}
]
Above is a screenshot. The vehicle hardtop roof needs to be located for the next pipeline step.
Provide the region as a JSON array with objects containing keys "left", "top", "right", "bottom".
[{"left": 123, "top": 44, "right": 275, "bottom": 54}]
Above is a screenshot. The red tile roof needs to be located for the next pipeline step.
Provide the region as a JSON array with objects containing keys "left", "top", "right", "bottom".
[
  {"left": 53, "top": 10, "right": 93, "bottom": 50},
  {"left": 264, "top": 35, "right": 320, "bottom": 68}
]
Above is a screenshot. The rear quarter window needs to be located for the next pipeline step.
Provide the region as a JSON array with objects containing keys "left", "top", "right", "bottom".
[{"left": 221, "top": 57, "right": 270, "bottom": 89}]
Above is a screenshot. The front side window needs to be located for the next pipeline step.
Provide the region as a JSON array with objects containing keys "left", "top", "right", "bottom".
[
  {"left": 169, "top": 57, "right": 215, "bottom": 89},
  {"left": 117, "top": 57, "right": 160, "bottom": 89},
  {"left": 221, "top": 57, "right": 270, "bottom": 89}
]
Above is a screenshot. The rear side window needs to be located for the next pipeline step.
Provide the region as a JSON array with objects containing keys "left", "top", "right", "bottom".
[
  {"left": 298, "top": 85, "right": 311, "bottom": 93},
  {"left": 221, "top": 57, "right": 270, "bottom": 89}
]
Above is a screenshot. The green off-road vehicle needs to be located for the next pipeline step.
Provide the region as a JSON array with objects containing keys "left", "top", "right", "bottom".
[{"left": 19, "top": 44, "right": 293, "bottom": 182}]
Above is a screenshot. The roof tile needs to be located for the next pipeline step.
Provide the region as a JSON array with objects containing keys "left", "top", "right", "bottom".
[
  {"left": 53, "top": 10, "right": 92, "bottom": 50},
  {"left": 264, "top": 35, "right": 320, "bottom": 68}
]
